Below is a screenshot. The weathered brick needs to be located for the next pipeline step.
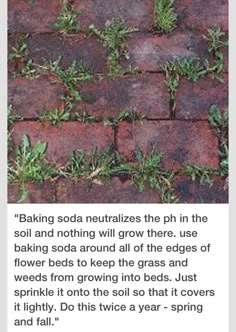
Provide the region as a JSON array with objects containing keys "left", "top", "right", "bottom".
[
  {"left": 176, "top": 75, "right": 228, "bottom": 119},
  {"left": 8, "top": 76, "right": 65, "bottom": 118},
  {"left": 176, "top": 0, "right": 228, "bottom": 31},
  {"left": 12, "top": 122, "right": 114, "bottom": 165},
  {"left": 79, "top": 74, "right": 169, "bottom": 119},
  {"left": 56, "top": 177, "right": 161, "bottom": 203},
  {"left": 75, "top": 0, "right": 153, "bottom": 31},
  {"left": 174, "top": 176, "right": 228, "bottom": 203},
  {"left": 8, "top": 0, "right": 60, "bottom": 33},
  {"left": 8, "top": 181, "right": 56, "bottom": 203},
  {"left": 28, "top": 35, "right": 107, "bottom": 73},
  {"left": 124, "top": 32, "right": 208, "bottom": 72},
  {"left": 117, "top": 121, "right": 219, "bottom": 169}
]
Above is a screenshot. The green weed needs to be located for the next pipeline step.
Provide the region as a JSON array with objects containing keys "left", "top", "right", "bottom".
[
  {"left": 75, "top": 110, "right": 99, "bottom": 123},
  {"left": 53, "top": 1, "right": 81, "bottom": 34},
  {"left": 219, "top": 145, "right": 228, "bottom": 177},
  {"left": 54, "top": 60, "right": 93, "bottom": 102},
  {"left": 181, "top": 164, "right": 217, "bottom": 186},
  {"left": 8, "top": 105, "right": 22, "bottom": 127},
  {"left": 204, "top": 27, "right": 227, "bottom": 81},
  {"left": 39, "top": 108, "right": 70, "bottom": 126},
  {"left": 8, "top": 105, "right": 22, "bottom": 152},
  {"left": 162, "top": 47, "right": 227, "bottom": 111},
  {"left": 89, "top": 17, "right": 137, "bottom": 74},
  {"left": 209, "top": 105, "right": 228, "bottom": 177},
  {"left": 208, "top": 105, "right": 228, "bottom": 132},
  {"left": 9, "top": 34, "right": 28, "bottom": 61},
  {"left": 104, "top": 109, "right": 146, "bottom": 127},
  {"left": 205, "top": 27, "right": 227, "bottom": 53},
  {"left": 117, "top": 147, "right": 178, "bottom": 202},
  {"left": 154, "top": 0, "right": 177, "bottom": 34},
  {"left": 65, "top": 147, "right": 117, "bottom": 181},
  {"left": 20, "top": 59, "right": 41, "bottom": 79},
  {"left": 162, "top": 57, "right": 206, "bottom": 113},
  {"left": 8, "top": 135, "right": 56, "bottom": 202}
]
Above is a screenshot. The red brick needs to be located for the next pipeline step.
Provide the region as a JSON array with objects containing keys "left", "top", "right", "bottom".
[
  {"left": 8, "top": 76, "right": 65, "bottom": 118},
  {"left": 56, "top": 177, "right": 161, "bottom": 203},
  {"left": 79, "top": 74, "right": 169, "bottom": 119},
  {"left": 124, "top": 32, "right": 208, "bottom": 72},
  {"left": 174, "top": 176, "right": 228, "bottom": 203},
  {"left": 8, "top": 0, "right": 60, "bottom": 33},
  {"left": 28, "top": 35, "right": 107, "bottom": 73},
  {"left": 117, "top": 121, "right": 219, "bottom": 169},
  {"left": 176, "top": 75, "right": 228, "bottom": 119},
  {"left": 75, "top": 0, "right": 153, "bottom": 31},
  {"left": 8, "top": 181, "right": 56, "bottom": 203},
  {"left": 176, "top": 0, "right": 228, "bottom": 31},
  {"left": 12, "top": 122, "right": 114, "bottom": 165}
]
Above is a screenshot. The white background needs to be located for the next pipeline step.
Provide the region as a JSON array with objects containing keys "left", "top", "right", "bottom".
[{"left": 8, "top": 204, "right": 228, "bottom": 332}]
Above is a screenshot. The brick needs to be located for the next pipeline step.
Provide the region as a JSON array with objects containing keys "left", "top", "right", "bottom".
[
  {"left": 117, "top": 121, "right": 219, "bottom": 169},
  {"left": 56, "top": 177, "right": 161, "bottom": 203},
  {"left": 176, "top": 75, "right": 228, "bottom": 119},
  {"left": 8, "top": 181, "right": 56, "bottom": 203},
  {"left": 8, "top": 76, "right": 65, "bottom": 118},
  {"left": 176, "top": 0, "right": 228, "bottom": 31},
  {"left": 8, "top": 0, "right": 60, "bottom": 33},
  {"left": 174, "top": 176, "right": 228, "bottom": 203},
  {"left": 79, "top": 74, "right": 169, "bottom": 119},
  {"left": 12, "top": 122, "right": 114, "bottom": 165},
  {"left": 124, "top": 32, "right": 208, "bottom": 72},
  {"left": 28, "top": 35, "right": 107, "bottom": 73},
  {"left": 75, "top": 0, "right": 153, "bottom": 31}
]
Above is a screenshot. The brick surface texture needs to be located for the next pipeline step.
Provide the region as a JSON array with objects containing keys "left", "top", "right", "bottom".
[{"left": 8, "top": 0, "right": 228, "bottom": 203}]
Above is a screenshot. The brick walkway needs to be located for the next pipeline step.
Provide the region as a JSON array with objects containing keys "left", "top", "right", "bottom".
[{"left": 8, "top": 0, "right": 228, "bottom": 203}]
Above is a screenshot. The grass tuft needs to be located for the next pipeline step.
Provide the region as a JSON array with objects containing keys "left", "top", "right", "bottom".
[
  {"left": 8, "top": 135, "right": 56, "bottom": 202},
  {"left": 53, "top": 1, "right": 81, "bottom": 34},
  {"left": 181, "top": 164, "right": 217, "bottom": 186},
  {"left": 208, "top": 105, "right": 228, "bottom": 177},
  {"left": 89, "top": 17, "right": 137, "bottom": 75},
  {"left": 64, "top": 147, "right": 118, "bottom": 182},
  {"left": 154, "top": 0, "right": 177, "bottom": 34},
  {"left": 9, "top": 34, "right": 29, "bottom": 61},
  {"left": 39, "top": 108, "right": 70, "bottom": 126},
  {"left": 104, "top": 109, "right": 146, "bottom": 127}
]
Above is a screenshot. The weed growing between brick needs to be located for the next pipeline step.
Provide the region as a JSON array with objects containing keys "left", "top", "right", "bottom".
[
  {"left": 8, "top": 105, "right": 22, "bottom": 152},
  {"left": 8, "top": 135, "right": 57, "bottom": 202},
  {"left": 75, "top": 110, "right": 99, "bottom": 123},
  {"left": 53, "top": 1, "right": 81, "bottom": 34},
  {"left": 39, "top": 108, "right": 70, "bottom": 126},
  {"left": 104, "top": 109, "right": 147, "bottom": 128},
  {"left": 162, "top": 57, "right": 206, "bottom": 115},
  {"left": 116, "top": 147, "right": 178, "bottom": 203},
  {"left": 64, "top": 147, "right": 119, "bottom": 183},
  {"left": 89, "top": 18, "right": 137, "bottom": 75},
  {"left": 61, "top": 145, "right": 178, "bottom": 203},
  {"left": 179, "top": 105, "right": 229, "bottom": 186},
  {"left": 48, "top": 59, "right": 92, "bottom": 102},
  {"left": 162, "top": 27, "right": 227, "bottom": 116},
  {"left": 30, "top": 58, "right": 93, "bottom": 109},
  {"left": 180, "top": 164, "right": 218, "bottom": 186},
  {"left": 153, "top": 0, "right": 177, "bottom": 34},
  {"left": 9, "top": 33, "right": 29, "bottom": 61},
  {"left": 204, "top": 27, "right": 228, "bottom": 82},
  {"left": 208, "top": 105, "right": 228, "bottom": 177}
]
